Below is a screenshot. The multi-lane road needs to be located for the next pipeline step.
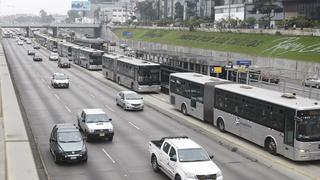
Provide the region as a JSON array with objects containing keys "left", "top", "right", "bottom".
[{"left": 1, "top": 38, "right": 316, "bottom": 180}]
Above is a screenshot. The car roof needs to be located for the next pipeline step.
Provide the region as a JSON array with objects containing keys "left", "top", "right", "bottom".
[
  {"left": 166, "top": 138, "right": 202, "bottom": 150},
  {"left": 83, "top": 108, "right": 106, "bottom": 115},
  {"left": 55, "top": 123, "right": 78, "bottom": 133},
  {"left": 53, "top": 72, "right": 66, "bottom": 76},
  {"left": 121, "top": 90, "right": 138, "bottom": 95}
]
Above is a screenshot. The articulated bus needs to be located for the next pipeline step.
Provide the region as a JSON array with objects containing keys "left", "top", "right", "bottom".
[
  {"left": 73, "top": 47, "right": 104, "bottom": 70},
  {"left": 102, "top": 54, "right": 161, "bottom": 92},
  {"left": 34, "top": 33, "right": 48, "bottom": 47},
  {"left": 169, "top": 72, "right": 320, "bottom": 161}
]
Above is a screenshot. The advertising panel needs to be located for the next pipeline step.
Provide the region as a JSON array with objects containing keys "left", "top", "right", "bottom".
[{"left": 71, "top": 1, "right": 91, "bottom": 11}]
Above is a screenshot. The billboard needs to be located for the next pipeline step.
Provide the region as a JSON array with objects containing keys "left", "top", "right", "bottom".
[{"left": 71, "top": 1, "right": 91, "bottom": 11}]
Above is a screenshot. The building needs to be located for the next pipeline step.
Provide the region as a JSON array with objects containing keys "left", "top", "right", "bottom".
[{"left": 282, "top": 0, "right": 320, "bottom": 20}]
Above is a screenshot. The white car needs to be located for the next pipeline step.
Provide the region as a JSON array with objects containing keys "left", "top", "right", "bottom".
[
  {"left": 17, "top": 40, "right": 24, "bottom": 45},
  {"left": 116, "top": 91, "right": 144, "bottom": 111},
  {"left": 149, "top": 136, "right": 223, "bottom": 180},
  {"left": 49, "top": 52, "right": 59, "bottom": 61},
  {"left": 51, "top": 73, "right": 69, "bottom": 88},
  {"left": 77, "top": 109, "right": 114, "bottom": 141}
]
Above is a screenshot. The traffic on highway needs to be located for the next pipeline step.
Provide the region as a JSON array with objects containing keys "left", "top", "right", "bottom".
[{"left": 1, "top": 28, "right": 319, "bottom": 180}]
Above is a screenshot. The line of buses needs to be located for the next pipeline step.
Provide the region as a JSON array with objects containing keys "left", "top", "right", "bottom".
[{"left": 34, "top": 33, "right": 320, "bottom": 161}]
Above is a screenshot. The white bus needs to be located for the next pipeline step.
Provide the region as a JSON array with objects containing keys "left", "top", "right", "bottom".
[
  {"left": 170, "top": 72, "right": 320, "bottom": 161},
  {"left": 102, "top": 54, "right": 161, "bottom": 92},
  {"left": 57, "top": 41, "right": 73, "bottom": 57},
  {"left": 73, "top": 47, "right": 104, "bottom": 70}
]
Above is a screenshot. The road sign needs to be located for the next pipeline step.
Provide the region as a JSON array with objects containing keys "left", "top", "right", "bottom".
[{"left": 71, "top": 1, "right": 91, "bottom": 11}]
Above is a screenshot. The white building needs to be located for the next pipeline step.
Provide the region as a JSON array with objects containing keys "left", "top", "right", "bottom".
[
  {"left": 111, "top": 7, "right": 134, "bottom": 24},
  {"left": 214, "top": 3, "right": 246, "bottom": 21}
]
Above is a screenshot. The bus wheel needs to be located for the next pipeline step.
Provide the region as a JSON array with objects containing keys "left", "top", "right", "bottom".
[
  {"left": 181, "top": 104, "right": 187, "bottom": 115},
  {"left": 117, "top": 77, "right": 121, "bottom": 85},
  {"left": 130, "top": 83, "right": 134, "bottom": 90},
  {"left": 265, "top": 138, "right": 277, "bottom": 155},
  {"left": 86, "top": 64, "right": 89, "bottom": 69},
  {"left": 217, "top": 118, "right": 226, "bottom": 132}
]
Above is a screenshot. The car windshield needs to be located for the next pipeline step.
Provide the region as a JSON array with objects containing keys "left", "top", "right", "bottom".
[
  {"left": 296, "top": 110, "right": 320, "bottom": 141},
  {"left": 125, "top": 93, "right": 141, "bottom": 100},
  {"left": 86, "top": 114, "right": 109, "bottom": 123},
  {"left": 51, "top": 53, "right": 58, "bottom": 56},
  {"left": 57, "top": 131, "right": 82, "bottom": 143},
  {"left": 178, "top": 148, "right": 210, "bottom": 162},
  {"left": 55, "top": 74, "right": 67, "bottom": 80}
]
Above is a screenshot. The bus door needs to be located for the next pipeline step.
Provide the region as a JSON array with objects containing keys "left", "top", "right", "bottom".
[
  {"left": 234, "top": 103, "right": 252, "bottom": 141},
  {"left": 188, "top": 83, "right": 204, "bottom": 120}
]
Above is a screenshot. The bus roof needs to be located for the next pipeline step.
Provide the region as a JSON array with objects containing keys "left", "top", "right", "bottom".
[
  {"left": 103, "top": 53, "right": 124, "bottom": 59},
  {"left": 117, "top": 56, "right": 160, "bottom": 66},
  {"left": 170, "top": 73, "right": 230, "bottom": 84},
  {"left": 215, "top": 83, "right": 320, "bottom": 111},
  {"left": 79, "top": 47, "right": 104, "bottom": 53}
]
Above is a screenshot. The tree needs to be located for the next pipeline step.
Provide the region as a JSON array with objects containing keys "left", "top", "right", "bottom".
[
  {"left": 246, "top": 17, "right": 256, "bottom": 28},
  {"left": 136, "top": 1, "right": 157, "bottom": 20},
  {"left": 250, "top": 0, "right": 282, "bottom": 28},
  {"left": 175, "top": 2, "right": 184, "bottom": 19},
  {"left": 39, "top": 9, "right": 55, "bottom": 23},
  {"left": 65, "top": 10, "right": 80, "bottom": 23},
  {"left": 185, "top": 0, "right": 198, "bottom": 19},
  {"left": 94, "top": 7, "right": 101, "bottom": 23}
]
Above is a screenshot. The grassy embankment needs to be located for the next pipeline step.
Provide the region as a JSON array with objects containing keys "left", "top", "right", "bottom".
[{"left": 114, "top": 28, "right": 320, "bottom": 62}]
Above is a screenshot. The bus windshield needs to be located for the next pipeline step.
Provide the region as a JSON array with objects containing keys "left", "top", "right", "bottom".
[
  {"left": 138, "top": 66, "right": 160, "bottom": 85},
  {"left": 297, "top": 110, "right": 320, "bottom": 142},
  {"left": 89, "top": 54, "right": 102, "bottom": 65}
]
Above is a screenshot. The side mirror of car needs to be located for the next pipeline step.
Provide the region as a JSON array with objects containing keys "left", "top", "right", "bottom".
[
  {"left": 141, "top": 97, "right": 143, "bottom": 100},
  {"left": 209, "top": 155, "right": 214, "bottom": 159},
  {"left": 83, "top": 136, "right": 87, "bottom": 140},
  {"left": 109, "top": 118, "right": 112, "bottom": 121},
  {"left": 170, "top": 156, "right": 177, "bottom": 162},
  {"left": 50, "top": 138, "right": 56, "bottom": 142}
]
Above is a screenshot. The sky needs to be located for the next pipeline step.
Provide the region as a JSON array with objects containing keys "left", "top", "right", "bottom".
[{"left": 0, "top": 0, "right": 89, "bottom": 16}]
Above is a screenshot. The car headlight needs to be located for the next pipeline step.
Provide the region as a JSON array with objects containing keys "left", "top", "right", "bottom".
[
  {"left": 57, "top": 146, "right": 65, "bottom": 155},
  {"left": 217, "top": 170, "right": 223, "bottom": 178},
  {"left": 185, "top": 172, "right": 196, "bottom": 179},
  {"left": 88, "top": 129, "right": 94, "bottom": 133},
  {"left": 108, "top": 128, "right": 114, "bottom": 132},
  {"left": 81, "top": 145, "right": 87, "bottom": 153}
]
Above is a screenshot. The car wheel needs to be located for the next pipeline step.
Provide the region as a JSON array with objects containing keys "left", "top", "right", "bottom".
[
  {"left": 123, "top": 103, "right": 126, "bottom": 110},
  {"left": 78, "top": 122, "right": 82, "bottom": 131},
  {"left": 53, "top": 153, "right": 59, "bottom": 164},
  {"left": 85, "top": 131, "right": 90, "bottom": 142},
  {"left": 109, "top": 136, "right": 113, "bottom": 142},
  {"left": 265, "top": 138, "right": 277, "bottom": 155},
  {"left": 181, "top": 104, "right": 187, "bottom": 115},
  {"left": 175, "top": 174, "right": 182, "bottom": 180},
  {"left": 83, "top": 158, "right": 88, "bottom": 163},
  {"left": 217, "top": 118, "right": 226, "bottom": 132},
  {"left": 151, "top": 155, "right": 159, "bottom": 172}
]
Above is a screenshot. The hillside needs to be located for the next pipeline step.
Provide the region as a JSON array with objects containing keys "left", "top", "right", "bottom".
[{"left": 113, "top": 28, "right": 320, "bottom": 62}]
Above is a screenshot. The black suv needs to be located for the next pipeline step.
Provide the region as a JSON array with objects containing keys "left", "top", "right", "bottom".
[{"left": 49, "top": 123, "right": 88, "bottom": 163}]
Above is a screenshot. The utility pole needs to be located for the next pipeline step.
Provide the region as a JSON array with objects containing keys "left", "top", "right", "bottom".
[{"left": 228, "top": 0, "right": 231, "bottom": 28}]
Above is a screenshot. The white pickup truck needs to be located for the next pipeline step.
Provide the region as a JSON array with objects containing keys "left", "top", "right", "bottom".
[{"left": 149, "top": 136, "right": 223, "bottom": 180}]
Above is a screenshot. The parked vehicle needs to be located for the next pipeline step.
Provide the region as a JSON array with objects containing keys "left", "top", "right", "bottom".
[
  {"left": 58, "top": 57, "right": 71, "bottom": 68},
  {"left": 49, "top": 52, "right": 59, "bottom": 61},
  {"left": 51, "top": 73, "right": 69, "bottom": 88},
  {"left": 27, "top": 50, "right": 35, "bottom": 55},
  {"left": 77, "top": 109, "right": 114, "bottom": 141},
  {"left": 49, "top": 123, "right": 88, "bottom": 163},
  {"left": 26, "top": 39, "right": 32, "bottom": 44},
  {"left": 149, "top": 136, "right": 223, "bottom": 180},
  {"left": 116, "top": 91, "right": 144, "bottom": 111},
  {"left": 33, "top": 53, "right": 43, "bottom": 61}
]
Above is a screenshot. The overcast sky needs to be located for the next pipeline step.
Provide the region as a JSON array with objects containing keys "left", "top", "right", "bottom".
[{"left": 0, "top": 0, "right": 88, "bottom": 16}]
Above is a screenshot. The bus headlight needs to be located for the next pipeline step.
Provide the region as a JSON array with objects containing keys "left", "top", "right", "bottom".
[{"left": 298, "top": 149, "right": 310, "bottom": 153}]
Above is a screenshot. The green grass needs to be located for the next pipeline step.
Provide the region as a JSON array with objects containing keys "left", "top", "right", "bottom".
[{"left": 113, "top": 28, "right": 320, "bottom": 62}]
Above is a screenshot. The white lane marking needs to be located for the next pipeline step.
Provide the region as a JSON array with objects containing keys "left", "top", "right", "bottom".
[
  {"left": 54, "top": 94, "right": 60, "bottom": 100},
  {"left": 64, "top": 105, "right": 71, "bottom": 113},
  {"left": 47, "top": 85, "right": 51, "bottom": 89},
  {"left": 129, "top": 121, "right": 140, "bottom": 130},
  {"left": 104, "top": 105, "right": 115, "bottom": 112},
  {"left": 102, "top": 148, "right": 115, "bottom": 163},
  {"left": 90, "top": 94, "right": 95, "bottom": 98}
]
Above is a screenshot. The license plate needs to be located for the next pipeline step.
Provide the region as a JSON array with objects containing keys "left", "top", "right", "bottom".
[
  {"left": 70, "top": 156, "right": 77, "bottom": 160},
  {"left": 99, "top": 132, "right": 105, "bottom": 136}
]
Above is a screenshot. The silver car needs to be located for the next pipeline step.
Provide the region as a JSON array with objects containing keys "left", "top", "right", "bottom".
[
  {"left": 304, "top": 77, "right": 320, "bottom": 88},
  {"left": 116, "top": 91, "right": 144, "bottom": 111}
]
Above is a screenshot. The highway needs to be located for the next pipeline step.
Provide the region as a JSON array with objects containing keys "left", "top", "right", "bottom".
[{"left": 1, "top": 38, "right": 314, "bottom": 180}]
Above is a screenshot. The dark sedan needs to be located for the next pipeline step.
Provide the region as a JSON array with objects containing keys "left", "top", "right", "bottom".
[{"left": 49, "top": 123, "right": 88, "bottom": 164}]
